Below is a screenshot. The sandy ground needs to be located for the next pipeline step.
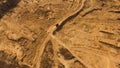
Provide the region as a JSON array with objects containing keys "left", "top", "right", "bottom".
[{"left": 0, "top": 0, "right": 120, "bottom": 68}]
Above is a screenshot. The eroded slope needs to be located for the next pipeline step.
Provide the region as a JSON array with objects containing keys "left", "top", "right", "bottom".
[{"left": 0, "top": 0, "right": 120, "bottom": 68}]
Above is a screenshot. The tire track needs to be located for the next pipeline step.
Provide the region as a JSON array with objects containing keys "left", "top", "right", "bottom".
[{"left": 35, "top": 0, "right": 87, "bottom": 68}]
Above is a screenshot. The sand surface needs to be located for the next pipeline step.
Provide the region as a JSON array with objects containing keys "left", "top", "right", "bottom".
[{"left": 0, "top": 0, "right": 120, "bottom": 68}]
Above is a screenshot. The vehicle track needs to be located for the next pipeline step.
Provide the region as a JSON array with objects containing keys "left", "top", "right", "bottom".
[
  {"left": 35, "top": 0, "right": 87, "bottom": 68},
  {"left": 50, "top": 35, "right": 116, "bottom": 68},
  {"left": 50, "top": 34, "right": 90, "bottom": 68}
]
